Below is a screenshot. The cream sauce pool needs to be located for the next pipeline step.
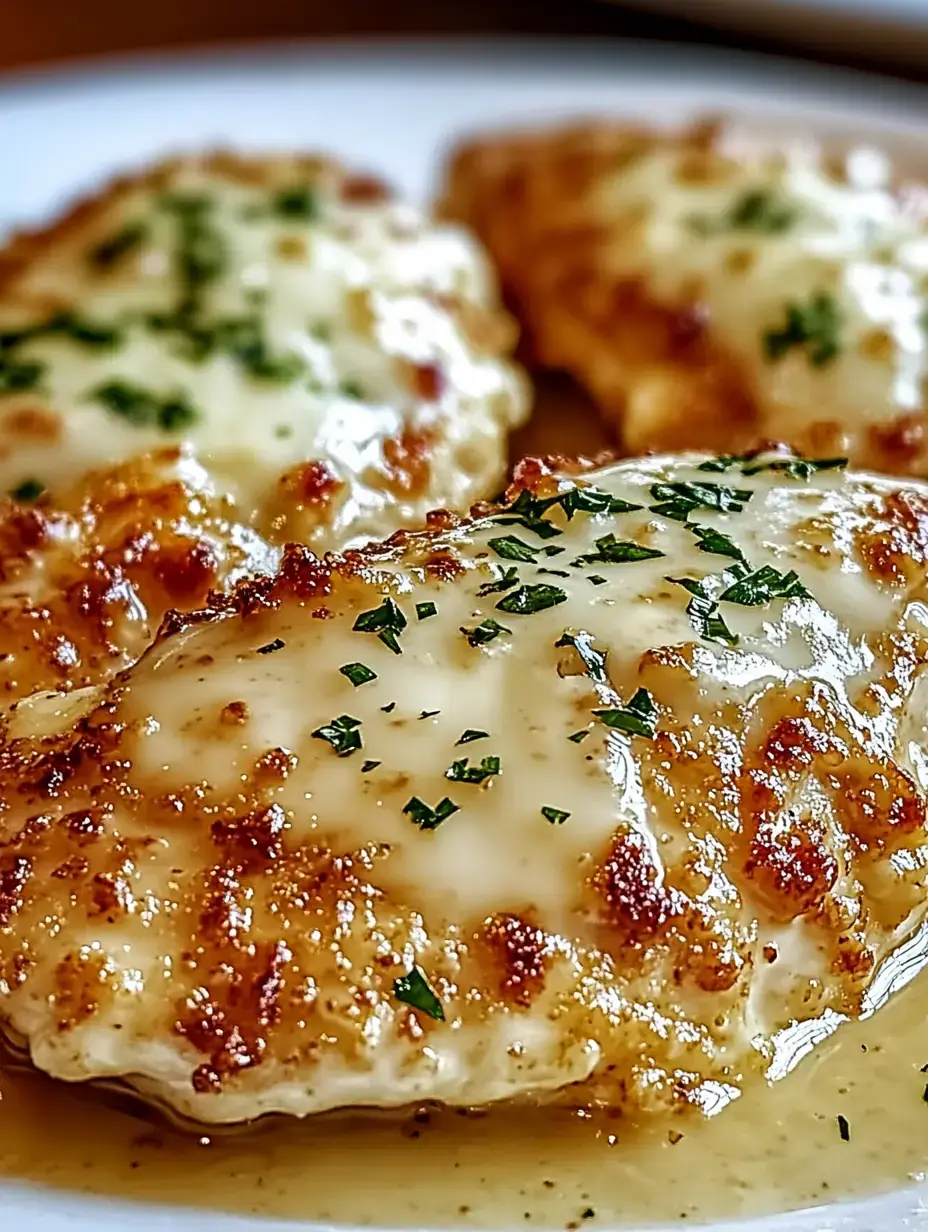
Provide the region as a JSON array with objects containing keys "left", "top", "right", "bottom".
[{"left": 1, "top": 387, "right": 927, "bottom": 1226}]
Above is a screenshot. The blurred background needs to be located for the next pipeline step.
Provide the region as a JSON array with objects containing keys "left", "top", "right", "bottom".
[{"left": 2, "top": 0, "right": 927, "bottom": 80}]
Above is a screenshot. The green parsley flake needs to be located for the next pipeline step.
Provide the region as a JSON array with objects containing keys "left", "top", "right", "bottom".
[
  {"left": 741, "top": 455, "right": 848, "bottom": 480},
  {"left": 340, "top": 662, "right": 377, "bottom": 687},
  {"left": 353, "top": 597, "right": 407, "bottom": 654},
  {"left": 588, "top": 575, "right": 607, "bottom": 586},
  {"left": 456, "top": 729, "right": 489, "bottom": 745},
  {"left": 312, "top": 714, "right": 362, "bottom": 757},
  {"left": 256, "top": 638, "right": 286, "bottom": 654},
  {"left": 339, "top": 378, "right": 365, "bottom": 400},
  {"left": 393, "top": 967, "right": 445, "bottom": 1021},
  {"left": 667, "top": 576, "right": 738, "bottom": 647},
  {"left": 361, "top": 759, "right": 381, "bottom": 774},
  {"left": 593, "top": 688, "right": 658, "bottom": 739},
  {"left": 488, "top": 535, "right": 538, "bottom": 562},
  {"left": 10, "top": 478, "right": 44, "bottom": 503},
  {"left": 573, "top": 533, "right": 664, "bottom": 566},
  {"left": 446, "top": 755, "right": 500, "bottom": 784},
  {"left": 461, "top": 617, "right": 511, "bottom": 647},
  {"left": 688, "top": 189, "right": 797, "bottom": 237},
  {"left": 555, "top": 631, "right": 609, "bottom": 685},
  {"left": 689, "top": 525, "right": 748, "bottom": 565},
  {"left": 718, "top": 564, "right": 810, "bottom": 606},
  {"left": 542, "top": 806, "right": 570, "bottom": 825},
  {"left": 477, "top": 566, "right": 520, "bottom": 596},
  {"left": 0, "top": 356, "right": 44, "bottom": 395},
  {"left": 90, "top": 221, "right": 149, "bottom": 269},
  {"left": 403, "top": 795, "right": 460, "bottom": 830},
  {"left": 568, "top": 730, "right": 590, "bottom": 743},
  {"left": 496, "top": 583, "right": 567, "bottom": 615},
  {"left": 416, "top": 601, "right": 437, "bottom": 621},
  {"left": 89, "top": 380, "right": 199, "bottom": 431},
  {"left": 270, "top": 185, "right": 319, "bottom": 221},
  {"left": 764, "top": 292, "right": 842, "bottom": 368},
  {"left": 649, "top": 480, "right": 753, "bottom": 522}
]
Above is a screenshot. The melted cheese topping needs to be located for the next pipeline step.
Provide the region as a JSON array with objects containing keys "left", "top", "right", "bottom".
[
  {"left": 442, "top": 123, "right": 928, "bottom": 471},
  {"left": 2, "top": 451, "right": 928, "bottom": 1127},
  {"left": 0, "top": 154, "right": 527, "bottom": 547}
]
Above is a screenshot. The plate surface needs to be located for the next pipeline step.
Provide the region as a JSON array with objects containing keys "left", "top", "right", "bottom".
[{"left": 3, "top": 36, "right": 928, "bottom": 1232}]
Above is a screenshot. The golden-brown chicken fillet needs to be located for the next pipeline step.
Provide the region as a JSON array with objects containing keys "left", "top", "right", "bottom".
[
  {"left": 0, "top": 151, "right": 527, "bottom": 549},
  {"left": 441, "top": 120, "right": 928, "bottom": 473},
  {"left": 2, "top": 449, "right": 928, "bottom": 1126}
]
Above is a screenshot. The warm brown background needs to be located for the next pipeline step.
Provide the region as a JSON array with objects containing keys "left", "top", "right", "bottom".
[{"left": 2, "top": 0, "right": 925, "bottom": 82}]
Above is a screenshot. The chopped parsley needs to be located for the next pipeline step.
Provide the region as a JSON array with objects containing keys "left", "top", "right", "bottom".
[
  {"left": 741, "top": 455, "right": 848, "bottom": 480},
  {"left": 153, "top": 311, "right": 305, "bottom": 384},
  {"left": 573, "top": 533, "right": 664, "bottom": 566},
  {"left": 339, "top": 377, "right": 365, "bottom": 400},
  {"left": 668, "top": 576, "right": 738, "bottom": 646},
  {"left": 446, "top": 755, "right": 500, "bottom": 784},
  {"left": 312, "top": 714, "right": 362, "bottom": 757},
  {"left": 688, "top": 188, "right": 797, "bottom": 236},
  {"left": 593, "top": 688, "right": 658, "bottom": 739},
  {"left": 491, "top": 484, "right": 642, "bottom": 542},
  {"left": 361, "top": 759, "right": 381, "bottom": 773},
  {"left": 269, "top": 185, "right": 319, "bottom": 221},
  {"left": 381, "top": 701, "right": 397, "bottom": 713},
  {"left": 488, "top": 534, "right": 538, "bottom": 562},
  {"left": 419, "top": 709, "right": 440, "bottom": 720},
  {"left": 90, "top": 221, "right": 149, "bottom": 269},
  {"left": 393, "top": 967, "right": 444, "bottom": 1021},
  {"left": 649, "top": 480, "right": 753, "bottom": 522},
  {"left": 718, "top": 564, "right": 810, "bottom": 606},
  {"left": 568, "top": 730, "right": 590, "bottom": 743},
  {"left": 159, "top": 193, "right": 227, "bottom": 316},
  {"left": 10, "top": 478, "right": 43, "bottom": 502},
  {"left": 496, "top": 583, "right": 567, "bottom": 615},
  {"left": 689, "top": 524, "right": 748, "bottom": 565},
  {"left": 89, "top": 380, "right": 199, "bottom": 431},
  {"left": 403, "top": 795, "right": 460, "bottom": 830},
  {"left": 837, "top": 1114, "right": 850, "bottom": 1142},
  {"left": 353, "top": 597, "right": 407, "bottom": 654},
  {"left": 416, "top": 601, "right": 437, "bottom": 621},
  {"left": 339, "top": 662, "right": 376, "bottom": 687},
  {"left": 588, "top": 575, "right": 607, "bottom": 586},
  {"left": 764, "top": 291, "right": 842, "bottom": 367},
  {"left": 456, "top": 729, "right": 489, "bottom": 745},
  {"left": 537, "top": 568, "right": 570, "bottom": 578},
  {"left": 0, "top": 355, "right": 44, "bottom": 395},
  {"left": 0, "top": 310, "right": 122, "bottom": 352},
  {"left": 256, "top": 637, "right": 286, "bottom": 654},
  {"left": 477, "top": 565, "right": 520, "bottom": 596},
  {"left": 541, "top": 806, "right": 570, "bottom": 825},
  {"left": 461, "top": 617, "right": 510, "bottom": 647}
]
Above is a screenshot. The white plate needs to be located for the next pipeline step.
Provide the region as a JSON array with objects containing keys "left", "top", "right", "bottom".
[{"left": 3, "top": 36, "right": 928, "bottom": 1232}]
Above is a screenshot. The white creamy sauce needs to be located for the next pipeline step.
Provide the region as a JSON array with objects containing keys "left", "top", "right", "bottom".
[
  {"left": 598, "top": 142, "right": 928, "bottom": 440},
  {"left": 0, "top": 163, "right": 526, "bottom": 543}
]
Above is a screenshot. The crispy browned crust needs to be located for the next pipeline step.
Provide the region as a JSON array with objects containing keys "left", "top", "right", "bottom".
[{"left": 440, "top": 118, "right": 928, "bottom": 473}]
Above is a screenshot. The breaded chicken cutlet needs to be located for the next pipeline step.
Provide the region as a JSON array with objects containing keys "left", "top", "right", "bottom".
[
  {"left": 2, "top": 449, "right": 928, "bottom": 1125},
  {"left": 441, "top": 120, "right": 928, "bottom": 472}
]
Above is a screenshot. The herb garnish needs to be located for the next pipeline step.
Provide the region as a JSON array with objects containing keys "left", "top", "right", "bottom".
[
  {"left": 568, "top": 730, "right": 590, "bottom": 743},
  {"left": 555, "top": 631, "right": 609, "bottom": 685},
  {"left": 461, "top": 617, "right": 510, "bottom": 647},
  {"left": 456, "top": 729, "right": 489, "bottom": 745},
  {"left": 688, "top": 189, "right": 796, "bottom": 236},
  {"left": 419, "top": 709, "right": 440, "bottom": 720},
  {"left": 393, "top": 967, "right": 445, "bottom": 1020},
  {"left": 649, "top": 480, "right": 753, "bottom": 522},
  {"left": 689, "top": 525, "right": 749, "bottom": 565},
  {"left": 159, "top": 193, "right": 227, "bottom": 317},
  {"left": 667, "top": 576, "right": 738, "bottom": 647},
  {"left": 764, "top": 292, "right": 842, "bottom": 367},
  {"left": 588, "top": 575, "right": 607, "bottom": 586},
  {"left": 340, "top": 662, "right": 376, "bottom": 687},
  {"left": 488, "top": 535, "right": 538, "bottom": 562},
  {"left": 361, "top": 759, "right": 381, "bottom": 773},
  {"left": 837, "top": 1115, "right": 850, "bottom": 1142},
  {"left": 446, "top": 755, "right": 500, "bottom": 784},
  {"left": 416, "top": 601, "right": 437, "bottom": 620},
  {"left": 90, "top": 221, "right": 149, "bottom": 269},
  {"left": 496, "top": 583, "right": 567, "bottom": 615},
  {"left": 718, "top": 564, "right": 810, "bottom": 606},
  {"left": 353, "top": 597, "right": 407, "bottom": 654},
  {"left": 0, "top": 356, "right": 43, "bottom": 395},
  {"left": 10, "top": 478, "right": 44, "bottom": 502},
  {"left": 573, "top": 533, "right": 664, "bottom": 566},
  {"left": 477, "top": 566, "right": 520, "bottom": 596},
  {"left": 381, "top": 701, "right": 397, "bottom": 713},
  {"left": 697, "top": 452, "right": 847, "bottom": 481},
  {"left": 256, "top": 638, "right": 286, "bottom": 654},
  {"left": 89, "top": 380, "right": 199, "bottom": 431},
  {"left": 403, "top": 795, "right": 460, "bottom": 830},
  {"left": 541, "top": 806, "right": 570, "bottom": 825},
  {"left": 339, "top": 378, "right": 365, "bottom": 400},
  {"left": 312, "top": 714, "right": 362, "bottom": 757},
  {"left": 593, "top": 688, "right": 658, "bottom": 739},
  {"left": 270, "top": 185, "right": 319, "bottom": 221},
  {"left": 491, "top": 484, "right": 640, "bottom": 542}
]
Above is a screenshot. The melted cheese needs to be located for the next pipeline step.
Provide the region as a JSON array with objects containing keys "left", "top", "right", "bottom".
[
  {"left": 2, "top": 451, "right": 928, "bottom": 1127},
  {"left": 0, "top": 155, "right": 527, "bottom": 547}
]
